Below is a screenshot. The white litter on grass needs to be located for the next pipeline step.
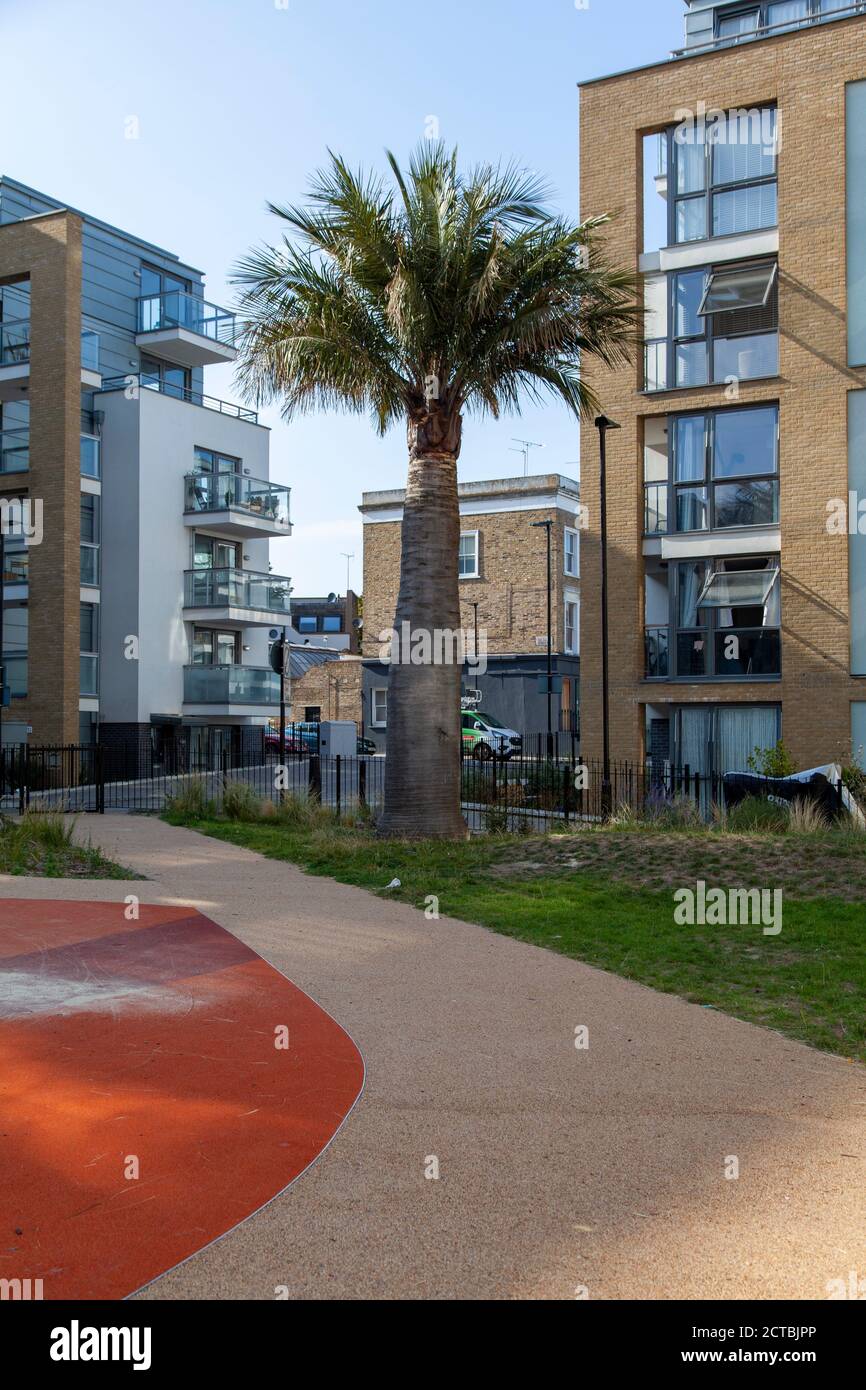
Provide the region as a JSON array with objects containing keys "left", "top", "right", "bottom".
[{"left": 384, "top": 879, "right": 402, "bottom": 890}]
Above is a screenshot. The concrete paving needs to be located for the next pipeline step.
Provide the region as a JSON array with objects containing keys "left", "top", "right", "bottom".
[{"left": 3, "top": 814, "right": 865, "bottom": 1300}]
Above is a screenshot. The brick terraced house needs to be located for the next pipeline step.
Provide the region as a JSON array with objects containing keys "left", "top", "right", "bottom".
[
  {"left": 359, "top": 473, "right": 582, "bottom": 750},
  {"left": 578, "top": 0, "right": 866, "bottom": 776}
]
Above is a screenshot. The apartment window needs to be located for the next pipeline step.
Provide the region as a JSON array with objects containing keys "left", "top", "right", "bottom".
[
  {"left": 371, "top": 687, "right": 388, "bottom": 727},
  {"left": 322, "top": 615, "right": 342, "bottom": 633},
  {"left": 191, "top": 628, "right": 238, "bottom": 665},
  {"left": 79, "top": 711, "right": 98, "bottom": 746},
  {"left": 669, "top": 556, "right": 780, "bottom": 679},
  {"left": 80, "top": 434, "right": 100, "bottom": 479},
  {"left": 193, "top": 534, "right": 238, "bottom": 569},
  {"left": 194, "top": 446, "right": 240, "bottom": 476},
  {"left": 140, "top": 265, "right": 191, "bottom": 298},
  {"left": 671, "top": 405, "right": 779, "bottom": 533},
  {"left": 80, "top": 602, "right": 98, "bottom": 697},
  {"left": 141, "top": 355, "right": 191, "bottom": 400},
  {"left": 564, "top": 527, "right": 579, "bottom": 578},
  {"left": 297, "top": 616, "right": 318, "bottom": 634},
  {"left": 564, "top": 599, "right": 579, "bottom": 655},
  {"left": 717, "top": 1, "right": 825, "bottom": 44},
  {"left": 459, "top": 531, "right": 479, "bottom": 578},
  {"left": 672, "top": 261, "right": 778, "bottom": 389},
  {"left": 670, "top": 106, "right": 777, "bottom": 244},
  {"left": 1, "top": 605, "right": 27, "bottom": 698},
  {"left": 80, "top": 493, "right": 100, "bottom": 586}
]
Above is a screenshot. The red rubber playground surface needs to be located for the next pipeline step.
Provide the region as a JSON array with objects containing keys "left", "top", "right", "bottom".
[{"left": 0, "top": 899, "right": 364, "bottom": 1300}]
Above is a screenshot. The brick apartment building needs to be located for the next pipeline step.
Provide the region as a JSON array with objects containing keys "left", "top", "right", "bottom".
[
  {"left": 358, "top": 473, "right": 582, "bottom": 749},
  {"left": 0, "top": 178, "right": 290, "bottom": 759},
  {"left": 579, "top": 0, "right": 866, "bottom": 776}
]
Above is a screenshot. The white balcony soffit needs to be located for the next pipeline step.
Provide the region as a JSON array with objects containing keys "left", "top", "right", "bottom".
[
  {"left": 134, "top": 327, "right": 238, "bottom": 369},
  {"left": 651, "top": 527, "right": 782, "bottom": 561},
  {"left": 639, "top": 228, "right": 779, "bottom": 276}
]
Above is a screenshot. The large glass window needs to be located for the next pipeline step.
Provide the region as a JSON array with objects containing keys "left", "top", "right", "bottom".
[
  {"left": 670, "top": 405, "right": 779, "bottom": 532},
  {"left": 564, "top": 527, "right": 579, "bottom": 577},
  {"left": 80, "top": 602, "right": 98, "bottom": 697},
  {"left": 670, "top": 105, "right": 776, "bottom": 244},
  {"left": 664, "top": 556, "right": 781, "bottom": 679},
  {"left": 192, "top": 628, "right": 238, "bottom": 665},
  {"left": 669, "top": 260, "right": 778, "bottom": 390},
  {"left": 80, "top": 493, "right": 100, "bottom": 586},
  {"left": 459, "top": 531, "right": 479, "bottom": 578}
]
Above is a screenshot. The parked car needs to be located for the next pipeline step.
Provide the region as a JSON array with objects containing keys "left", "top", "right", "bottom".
[
  {"left": 265, "top": 723, "right": 320, "bottom": 756},
  {"left": 357, "top": 736, "right": 378, "bottom": 756},
  {"left": 461, "top": 710, "right": 522, "bottom": 761}
]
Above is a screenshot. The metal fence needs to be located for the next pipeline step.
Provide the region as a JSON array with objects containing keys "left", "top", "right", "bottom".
[{"left": 1, "top": 739, "right": 729, "bottom": 829}]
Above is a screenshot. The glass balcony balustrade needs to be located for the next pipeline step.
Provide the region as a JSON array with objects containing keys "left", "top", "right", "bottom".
[
  {"left": 137, "top": 291, "right": 238, "bottom": 347},
  {"left": 0, "top": 323, "right": 99, "bottom": 370},
  {"left": 184, "top": 568, "right": 291, "bottom": 615},
  {"left": 183, "top": 664, "right": 279, "bottom": 705},
  {"left": 184, "top": 472, "right": 290, "bottom": 528}
]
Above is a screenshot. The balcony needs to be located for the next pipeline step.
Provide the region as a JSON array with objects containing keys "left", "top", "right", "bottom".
[
  {"left": 0, "top": 428, "right": 28, "bottom": 474},
  {"left": 674, "top": 2, "right": 865, "bottom": 58},
  {"left": 183, "top": 568, "right": 292, "bottom": 627},
  {"left": 99, "top": 372, "right": 257, "bottom": 423},
  {"left": 183, "top": 472, "right": 291, "bottom": 538},
  {"left": 136, "top": 291, "right": 239, "bottom": 367},
  {"left": 0, "top": 321, "right": 102, "bottom": 398},
  {"left": 183, "top": 663, "right": 279, "bottom": 710}
]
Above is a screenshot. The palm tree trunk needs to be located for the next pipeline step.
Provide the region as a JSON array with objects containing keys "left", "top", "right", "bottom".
[{"left": 378, "top": 452, "right": 468, "bottom": 839}]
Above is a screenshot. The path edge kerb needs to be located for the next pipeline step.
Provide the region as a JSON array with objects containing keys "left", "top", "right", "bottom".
[{"left": 123, "top": 904, "right": 367, "bottom": 1302}]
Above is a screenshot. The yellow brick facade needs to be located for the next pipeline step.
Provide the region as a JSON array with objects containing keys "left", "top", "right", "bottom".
[
  {"left": 0, "top": 211, "right": 83, "bottom": 744},
  {"left": 579, "top": 15, "right": 866, "bottom": 768}
]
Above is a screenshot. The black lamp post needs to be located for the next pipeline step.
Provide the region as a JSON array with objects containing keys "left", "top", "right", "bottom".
[
  {"left": 594, "top": 415, "right": 620, "bottom": 818},
  {"left": 531, "top": 518, "right": 554, "bottom": 760}
]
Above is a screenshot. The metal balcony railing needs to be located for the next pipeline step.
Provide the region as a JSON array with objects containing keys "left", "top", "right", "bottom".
[
  {"left": 184, "top": 568, "right": 291, "bottom": 615},
  {"left": 137, "top": 291, "right": 238, "bottom": 347},
  {"left": 183, "top": 664, "right": 280, "bottom": 705},
  {"left": 672, "top": 2, "right": 866, "bottom": 58},
  {"left": 184, "top": 472, "right": 290, "bottom": 528},
  {"left": 99, "top": 373, "right": 258, "bottom": 422}
]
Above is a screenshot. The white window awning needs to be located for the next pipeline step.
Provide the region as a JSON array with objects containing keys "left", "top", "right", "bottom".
[
  {"left": 697, "top": 566, "right": 778, "bottom": 609},
  {"left": 698, "top": 262, "right": 777, "bottom": 316}
]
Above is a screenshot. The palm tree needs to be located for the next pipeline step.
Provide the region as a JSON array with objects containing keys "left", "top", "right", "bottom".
[{"left": 234, "top": 144, "right": 637, "bottom": 840}]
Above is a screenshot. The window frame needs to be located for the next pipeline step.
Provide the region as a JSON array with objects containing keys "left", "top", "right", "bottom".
[
  {"left": 668, "top": 402, "right": 780, "bottom": 535},
  {"left": 715, "top": 0, "right": 831, "bottom": 47},
  {"left": 668, "top": 258, "right": 779, "bottom": 392},
  {"left": 80, "top": 601, "right": 99, "bottom": 697},
  {"left": 651, "top": 554, "right": 782, "bottom": 682},
  {"left": 563, "top": 526, "right": 579, "bottom": 578},
  {"left": 371, "top": 687, "right": 388, "bottom": 728},
  {"left": 668, "top": 104, "right": 778, "bottom": 246},
  {"left": 564, "top": 598, "right": 580, "bottom": 655},
  {"left": 458, "top": 530, "right": 480, "bottom": 580}
]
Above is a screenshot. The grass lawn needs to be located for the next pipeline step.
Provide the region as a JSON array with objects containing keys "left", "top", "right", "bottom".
[
  {"left": 0, "top": 812, "right": 140, "bottom": 879},
  {"left": 165, "top": 811, "right": 866, "bottom": 1063}
]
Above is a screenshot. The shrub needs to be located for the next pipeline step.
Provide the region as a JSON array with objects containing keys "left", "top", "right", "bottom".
[
  {"left": 15, "top": 808, "right": 76, "bottom": 851},
  {"left": 165, "top": 776, "right": 215, "bottom": 820},
  {"left": 726, "top": 796, "right": 789, "bottom": 833},
  {"left": 484, "top": 805, "right": 511, "bottom": 834},
  {"left": 261, "top": 792, "right": 329, "bottom": 829},
  {"left": 787, "top": 798, "right": 828, "bottom": 834},
  {"left": 747, "top": 739, "right": 796, "bottom": 779},
  {"left": 221, "top": 779, "right": 262, "bottom": 822}
]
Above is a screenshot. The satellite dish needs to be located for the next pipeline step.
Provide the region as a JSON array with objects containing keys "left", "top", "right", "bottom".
[
  {"left": 352, "top": 617, "right": 364, "bottom": 630},
  {"left": 327, "top": 592, "right": 338, "bottom": 604},
  {"left": 268, "top": 629, "right": 280, "bottom": 640}
]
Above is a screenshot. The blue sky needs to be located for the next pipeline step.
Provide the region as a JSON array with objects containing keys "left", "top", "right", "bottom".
[{"left": 3, "top": 0, "right": 684, "bottom": 593}]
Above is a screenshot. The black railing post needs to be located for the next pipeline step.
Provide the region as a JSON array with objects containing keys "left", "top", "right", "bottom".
[
  {"left": 309, "top": 752, "right": 321, "bottom": 803},
  {"left": 97, "top": 743, "right": 105, "bottom": 814},
  {"left": 335, "top": 754, "right": 342, "bottom": 818},
  {"left": 359, "top": 758, "right": 367, "bottom": 810}
]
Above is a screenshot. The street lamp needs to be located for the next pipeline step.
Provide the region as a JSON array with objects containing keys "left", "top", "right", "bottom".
[
  {"left": 530, "top": 518, "right": 554, "bottom": 760},
  {"left": 594, "top": 415, "right": 621, "bottom": 819}
]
